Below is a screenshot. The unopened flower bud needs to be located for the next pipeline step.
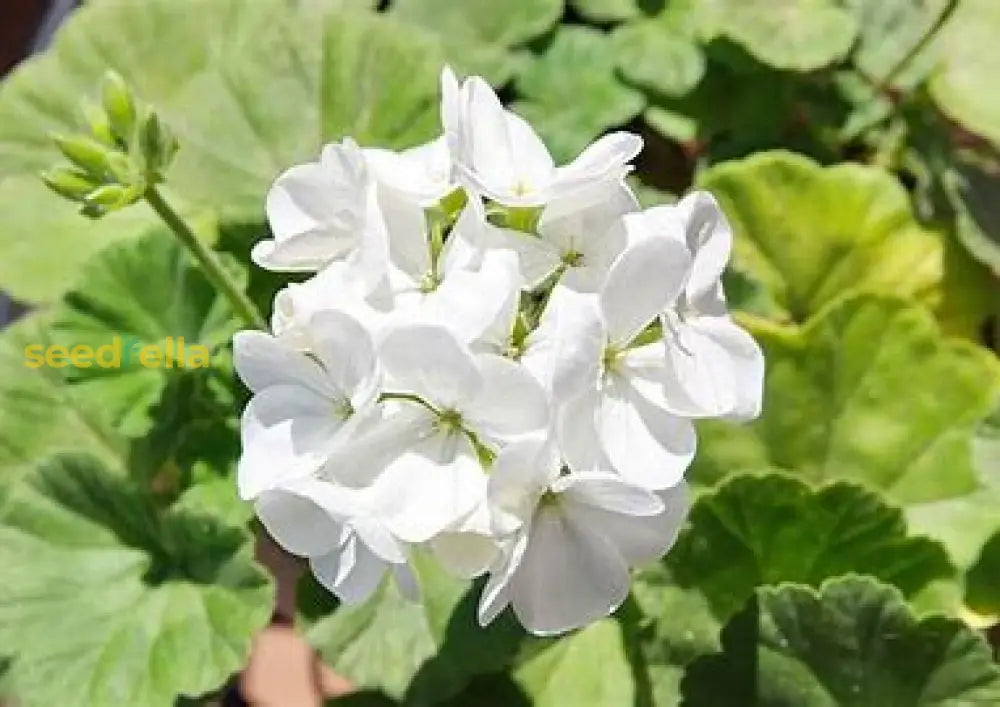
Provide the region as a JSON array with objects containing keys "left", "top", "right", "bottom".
[
  {"left": 50, "top": 133, "right": 113, "bottom": 180},
  {"left": 40, "top": 167, "right": 98, "bottom": 201},
  {"left": 101, "top": 70, "right": 137, "bottom": 144},
  {"left": 85, "top": 184, "right": 128, "bottom": 208}
]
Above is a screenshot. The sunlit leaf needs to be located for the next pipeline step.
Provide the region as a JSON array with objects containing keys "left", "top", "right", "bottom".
[
  {"left": 514, "top": 26, "right": 646, "bottom": 162},
  {"left": 692, "top": 295, "right": 1000, "bottom": 508},
  {"left": 0, "top": 0, "right": 445, "bottom": 302},
  {"left": 701, "top": 0, "right": 857, "bottom": 72},
  {"left": 513, "top": 620, "right": 634, "bottom": 707},
  {"left": 49, "top": 230, "right": 240, "bottom": 437},
  {"left": 393, "top": 0, "right": 561, "bottom": 84},
  {"left": 0, "top": 455, "right": 273, "bottom": 707},
  {"left": 0, "top": 315, "right": 128, "bottom": 482},
  {"left": 929, "top": 0, "right": 1000, "bottom": 148},
  {"left": 699, "top": 151, "right": 942, "bottom": 324},
  {"left": 308, "top": 554, "right": 523, "bottom": 702}
]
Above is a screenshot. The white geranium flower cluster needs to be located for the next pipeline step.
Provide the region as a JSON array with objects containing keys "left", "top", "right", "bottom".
[{"left": 235, "top": 69, "right": 764, "bottom": 636}]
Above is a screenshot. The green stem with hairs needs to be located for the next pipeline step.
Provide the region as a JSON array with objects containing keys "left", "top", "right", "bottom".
[{"left": 145, "top": 185, "right": 266, "bottom": 330}]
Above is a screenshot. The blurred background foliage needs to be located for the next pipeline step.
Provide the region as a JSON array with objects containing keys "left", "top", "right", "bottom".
[{"left": 1, "top": 0, "right": 1000, "bottom": 705}]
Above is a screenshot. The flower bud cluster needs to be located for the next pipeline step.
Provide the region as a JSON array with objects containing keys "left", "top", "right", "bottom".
[
  {"left": 42, "top": 71, "right": 177, "bottom": 217},
  {"left": 236, "top": 69, "right": 764, "bottom": 635}
]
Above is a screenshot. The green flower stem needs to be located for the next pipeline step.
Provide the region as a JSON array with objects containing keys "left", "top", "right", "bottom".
[{"left": 145, "top": 186, "right": 266, "bottom": 330}]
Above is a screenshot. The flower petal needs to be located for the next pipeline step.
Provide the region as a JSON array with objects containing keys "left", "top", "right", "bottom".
[
  {"left": 255, "top": 486, "right": 343, "bottom": 558},
  {"left": 552, "top": 471, "right": 664, "bottom": 516},
  {"left": 557, "top": 388, "right": 612, "bottom": 474},
  {"left": 310, "top": 533, "right": 387, "bottom": 605},
  {"left": 378, "top": 324, "right": 482, "bottom": 408},
  {"left": 307, "top": 310, "right": 380, "bottom": 410},
  {"left": 232, "top": 330, "right": 328, "bottom": 394},
  {"left": 564, "top": 481, "right": 690, "bottom": 565},
  {"left": 551, "top": 132, "right": 642, "bottom": 201},
  {"left": 509, "top": 508, "right": 630, "bottom": 635},
  {"left": 600, "top": 233, "right": 691, "bottom": 347},
  {"left": 464, "top": 354, "right": 550, "bottom": 437},
  {"left": 488, "top": 439, "right": 560, "bottom": 532},
  {"left": 238, "top": 385, "right": 344, "bottom": 500},
  {"left": 596, "top": 375, "right": 696, "bottom": 489},
  {"left": 675, "top": 190, "right": 732, "bottom": 304},
  {"left": 521, "top": 284, "right": 603, "bottom": 401},
  {"left": 367, "top": 443, "right": 486, "bottom": 543},
  {"left": 478, "top": 531, "right": 529, "bottom": 627}
]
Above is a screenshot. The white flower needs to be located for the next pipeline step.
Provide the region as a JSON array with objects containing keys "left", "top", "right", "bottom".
[
  {"left": 254, "top": 138, "right": 386, "bottom": 279},
  {"left": 269, "top": 261, "right": 392, "bottom": 343},
  {"left": 377, "top": 192, "right": 522, "bottom": 344},
  {"left": 478, "top": 440, "right": 689, "bottom": 635},
  {"left": 236, "top": 67, "right": 766, "bottom": 635},
  {"left": 636, "top": 192, "right": 765, "bottom": 420},
  {"left": 335, "top": 324, "right": 549, "bottom": 549},
  {"left": 446, "top": 74, "right": 642, "bottom": 208},
  {"left": 365, "top": 136, "right": 456, "bottom": 208},
  {"left": 233, "top": 310, "right": 381, "bottom": 501},
  {"left": 254, "top": 477, "right": 416, "bottom": 605},
  {"left": 479, "top": 182, "right": 638, "bottom": 292},
  {"left": 555, "top": 235, "right": 699, "bottom": 490}
]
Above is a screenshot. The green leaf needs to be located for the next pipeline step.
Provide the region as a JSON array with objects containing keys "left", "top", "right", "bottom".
[
  {"left": 0, "top": 455, "right": 273, "bottom": 707},
  {"left": 513, "top": 620, "right": 635, "bottom": 707},
  {"left": 944, "top": 159, "right": 1000, "bottom": 276},
  {"left": 0, "top": 314, "right": 128, "bottom": 482},
  {"left": 569, "top": 0, "right": 638, "bottom": 23},
  {"left": 907, "top": 409, "right": 1000, "bottom": 571},
  {"left": 612, "top": 18, "right": 705, "bottom": 99},
  {"left": 513, "top": 26, "right": 646, "bottom": 162},
  {"left": 843, "top": 0, "right": 950, "bottom": 87},
  {"left": 393, "top": 0, "right": 561, "bottom": 84},
  {"left": 929, "top": 0, "right": 1000, "bottom": 148},
  {"left": 668, "top": 473, "right": 953, "bottom": 621},
  {"left": 307, "top": 554, "right": 524, "bottom": 702},
  {"left": 691, "top": 295, "right": 1000, "bottom": 507},
  {"left": 49, "top": 229, "right": 240, "bottom": 437},
  {"left": 0, "top": 176, "right": 168, "bottom": 303},
  {"left": 682, "top": 576, "right": 1000, "bottom": 706},
  {"left": 0, "top": 0, "right": 445, "bottom": 302},
  {"left": 698, "top": 151, "right": 942, "bottom": 324},
  {"left": 701, "top": 0, "right": 857, "bottom": 72},
  {"left": 966, "top": 530, "right": 1000, "bottom": 618},
  {"left": 628, "top": 565, "right": 722, "bottom": 705}
]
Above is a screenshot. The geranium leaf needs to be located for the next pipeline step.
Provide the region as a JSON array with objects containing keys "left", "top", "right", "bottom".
[
  {"left": 0, "top": 0, "right": 445, "bottom": 302},
  {"left": 682, "top": 576, "right": 1000, "bottom": 705},
  {"left": 698, "top": 151, "right": 942, "bottom": 324},
  {"left": 307, "top": 554, "right": 524, "bottom": 702},
  {"left": 907, "top": 409, "right": 1000, "bottom": 572},
  {"left": 49, "top": 230, "right": 240, "bottom": 438},
  {"left": 929, "top": 0, "right": 1000, "bottom": 148},
  {"left": 701, "top": 0, "right": 857, "bottom": 72},
  {"left": 0, "top": 314, "right": 128, "bottom": 483},
  {"left": 965, "top": 528, "right": 1000, "bottom": 619},
  {"left": 569, "top": 0, "right": 639, "bottom": 23},
  {"left": 0, "top": 455, "right": 273, "bottom": 707},
  {"left": 612, "top": 18, "right": 705, "bottom": 99},
  {"left": 627, "top": 565, "right": 722, "bottom": 705},
  {"left": 843, "top": 0, "right": 950, "bottom": 87},
  {"left": 514, "top": 26, "right": 646, "bottom": 163},
  {"left": 943, "top": 159, "right": 1000, "bottom": 277},
  {"left": 668, "top": 473, "right": 953, "bottom": 621},
  {"left": 512, "top": 619, "right": 635, "bottom": 707},
  {"left": 691, "top": 295, "right": 1000, "bottom": 506},
  {"left": 393, "top": 0, "right": 561, "bottom": 84}
]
